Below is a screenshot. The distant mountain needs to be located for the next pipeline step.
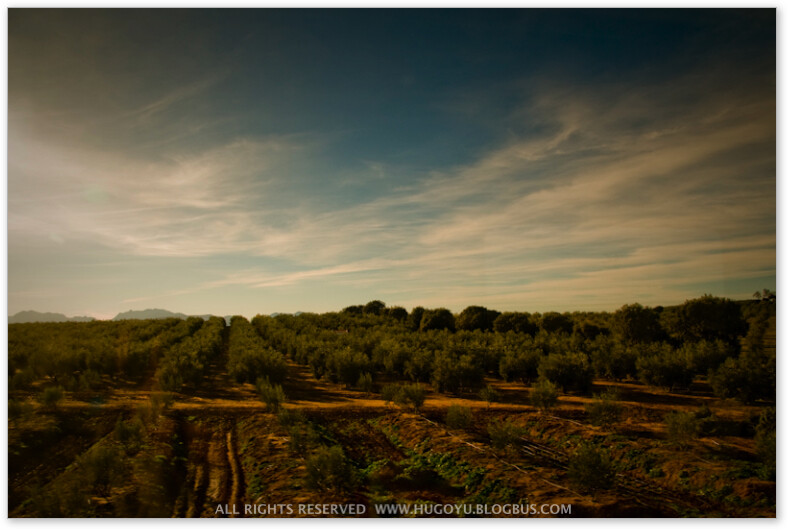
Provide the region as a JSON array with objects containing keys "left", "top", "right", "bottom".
[
  {"left": 270, "top": 312, "right": 302, "bottom": 317},
  {"left": 112, "top": 309, "right": 218, "bottom": 321},
  {"left": 9, "top": 310, "right": 95, "bottom": 324},
  {"left": 113, "top": 308, "right": 190, "bottom": 321},
  {"left": 12, "top": 308, "right": 222, "bottom": 323}
]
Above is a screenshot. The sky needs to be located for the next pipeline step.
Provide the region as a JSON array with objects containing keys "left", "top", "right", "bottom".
[{"left": 6, "top": 8, "right": 776, "bottom": 319}]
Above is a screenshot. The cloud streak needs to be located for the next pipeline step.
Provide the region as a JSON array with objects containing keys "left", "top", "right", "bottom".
[{"left": 8, "top": 45, "right": 774, "bottom": 315}]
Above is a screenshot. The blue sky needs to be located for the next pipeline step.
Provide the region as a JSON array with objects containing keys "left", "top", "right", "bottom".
[{"left": 7, "top": 9, "right": 776, "bottom": 318}]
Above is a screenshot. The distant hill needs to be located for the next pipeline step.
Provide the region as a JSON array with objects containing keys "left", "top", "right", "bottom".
[
  {"left": 112, "top": 308, "right": 217, "bottom": 321},
  {"left": 113, "top": 308, "right": 190, "bottom": 321},
  {"left": 9, "top": 311, "right": 95, "bottom": 324}
]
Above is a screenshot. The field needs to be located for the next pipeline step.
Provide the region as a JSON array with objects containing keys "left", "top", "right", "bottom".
[{"left": 7, "top": 299, "right": 776, "bottom": 518}]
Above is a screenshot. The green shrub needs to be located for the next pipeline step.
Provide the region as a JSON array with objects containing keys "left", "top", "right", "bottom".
[
  {"left": 381, "top": 383, "right": 399, "bottom": 404},
  {"left": 306, "top": 445, "right": 358, "bottom": 492},
  {"left": 488, "top": 419, "right": 521, "bottom": 450},
  {"left": 530, "top": 378, "right": 559, "bottom": 412},
  {"left": 446, "top": 405, "right": 473, "bottom": 430},
  {"left": 664, "top": 411, "right": 700, "bottom": 447},
  {"left": 585, "top": 388, "right": 622, "bottom": 427},
  {"left": 114, "top": 416, "right": 144, "bottom": 455},
  {"left": 567, "top": 442, "right": 615, "bottom": 492},
  {"left": 256, "top": 377, "right": 286, "bottom": 412},
  {"left": 396, "top": 383, "right": 426, "bottom": 411},
  {"left": 356, "top": 372, "right": 374, "bottom": 394},
  {"left": 755, "top": 407, "right": 776, "bottom": 480},
  {"left": 77, "top": 446, "right": 125, "bottom": 497},
  {"left": 277, "top": 407, "right": 306, "bottom": 427},
  {"left": 39, "top": 385, "right": 64, "bottom": 408},
  {"left": 479, "top": 385, "right": 500, "bottom": 408},
  {"left": 288, "top": 423, "right": 319, "bottom": 455},
  {"left": 383, "top": 383, "right": 426, "bottom": 411}
]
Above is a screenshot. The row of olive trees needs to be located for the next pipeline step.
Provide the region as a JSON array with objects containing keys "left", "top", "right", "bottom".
[
  {"left": 227, "top": 316, "right": 288, "bottom": 384},
  {"left": 8, "top": 318, "right": 186, "bottom": 391},
  {"left": 156, "top": 316, "right": 226, "bottom": 392},
  {"left": 255, "top": 316, "right": 746, "bottom": 398},
  {"left": 251, "top": 295, "right": 771, "bottom": 403}
]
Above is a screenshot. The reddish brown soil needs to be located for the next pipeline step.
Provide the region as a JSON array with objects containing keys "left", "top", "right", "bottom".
[{"left": 8, "top": 356, "right": 775, "bottom": 518}]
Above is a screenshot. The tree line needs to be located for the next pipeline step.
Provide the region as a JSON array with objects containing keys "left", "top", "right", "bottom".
[
  {"left": 8, "top": 294, "right": 774, "bottom": 404},
  {"left": 252, "top": 295, "right": 774, "bottom": 403}
]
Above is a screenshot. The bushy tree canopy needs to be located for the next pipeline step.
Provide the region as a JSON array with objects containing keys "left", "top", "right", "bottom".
[
  {"left": 612, "top": 303, "right": 664, "bottom": 344},
  {"left": 456, "top": 306, "right": 501, "bottom": 331},
  {"left": 493, "top": 312, "right": 538, "bottom": 335},
  {"left": 408, "top": 306, "right": 426, "bottom": 331},
  {"left": 420, "top": 308, "right": 456, "bottom": 332},
  {"left": 660, "top": 295, "right": 746, "bottom": 344},
  {"left": 539, "top": 312, "right": 573, "bottom": 335},
  {"left": 538, "top": 351, "right": 592, "bottom": 393},
  {"left": 386, "top": 306, "right": 409, "bottom": 321},
  {"left": 363, "top": 300, "right": 386, "bottom": 316}
]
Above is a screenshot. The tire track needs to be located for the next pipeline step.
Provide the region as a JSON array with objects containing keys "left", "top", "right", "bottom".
[
  {"left": 225, "top": 429, "right": 244, "bottom": 517},
  {"left": 186, "top": 463, "right": 208, "bottom": 517}
]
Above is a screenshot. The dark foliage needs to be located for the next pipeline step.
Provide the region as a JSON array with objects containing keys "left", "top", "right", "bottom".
[
  {"left": 612, "top": 303, "right": 665, "bottom": 344},
  {"left": 419, "top": 308, "right": 456, "bottom": 332},
  {"left": 660, "top": 295, "right": 747, "bottom": 344},
  {"left": 456, "top": 305, "right": 501, "bottom": 332},
  {"left": 539, "top": 312, "right": 574, "bottom": 335},
  {"left": 567, "top": 443, "right": 615, "bottom": 492}
]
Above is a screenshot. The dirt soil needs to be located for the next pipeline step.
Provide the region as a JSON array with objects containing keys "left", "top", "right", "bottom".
[{"left": 8, "top": 357, "right": 775, "bottom": 518}]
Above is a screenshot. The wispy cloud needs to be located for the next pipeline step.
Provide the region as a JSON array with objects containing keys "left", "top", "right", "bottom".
[
  {"left": 8, "top": 64, "right": 774, "bottom": 314},
  {"left": 8, "top": 126, "right": 306, "bottom": 258},
  {"left": 123, "top": 75, "right": 225, "bottom": 124},
  {"left": 191, "top": 68, "right": 774, "bottom": 310}
]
